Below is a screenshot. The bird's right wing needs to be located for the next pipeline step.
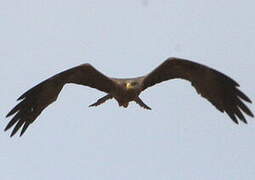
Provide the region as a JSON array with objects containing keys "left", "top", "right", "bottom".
[
  {"left": 141, "top": 57, "right": 253, "bottom": 123},
  {"left": 5, "top": 64, "right": 116, "bottom": 137}
]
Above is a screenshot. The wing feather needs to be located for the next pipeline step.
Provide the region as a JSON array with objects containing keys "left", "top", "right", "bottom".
[
  {"left": 6, "top": 64, "right": 116, "bottom": 136},
  {"left": 142, "top": 57, "right": 253, "bottom": 123}
]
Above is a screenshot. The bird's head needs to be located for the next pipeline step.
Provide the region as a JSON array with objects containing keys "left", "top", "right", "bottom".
[{"left": 125, "top": 81, "right": 139, "bottom": 90}]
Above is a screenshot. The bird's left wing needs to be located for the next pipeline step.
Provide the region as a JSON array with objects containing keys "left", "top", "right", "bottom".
[
  {"left": 141, "top": 57, "right": 253, "bottom": 123},
  {"left": 5, "top": 64, "right": 116, "bottom": 137}
]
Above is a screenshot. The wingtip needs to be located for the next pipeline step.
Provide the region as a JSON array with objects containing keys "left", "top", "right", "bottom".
[
  {"left": 6, "top": 109, "right": 14, "bottom": 118},
  {"left": 20, "top": 122, "right": 29, "bottom": 137},
  {"left": 226, "top": 112, "right": 239, "bottom": 124},
  {"left": 6, "top": 112, "right": 12, "bottom": 118},
  {"left": 240, "top": 118, "right": 248, "bottom": 124},
  {"left": 4, "top": 123, "right": 13, "bottom": 132},
  {"left": 233, "top": 120, "right": 239, "bottom": 125},
  {"left": 10, "top": 129, "right": 20, "bottom": 137},
  {"left": 10, "top": 131, "right": 15, "bottom": 137},
  {"left": 4, "top": 126, "right": 9, "bottom": 132},
  {"left": 6, "top": 128, "right": 25, "bottom": 138}
]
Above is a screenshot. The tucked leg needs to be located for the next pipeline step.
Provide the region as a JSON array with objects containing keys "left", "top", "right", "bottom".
[
  {"left": 135, "top": 97, "right": 151, "bottom": 110},
  {"left": 89, "top": 94, "right": 113, "bottom": 107}
]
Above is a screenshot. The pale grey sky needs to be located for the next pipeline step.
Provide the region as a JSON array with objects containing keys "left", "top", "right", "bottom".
[{"left": 1, "top": 0, "right": 255, "bottom": 179}]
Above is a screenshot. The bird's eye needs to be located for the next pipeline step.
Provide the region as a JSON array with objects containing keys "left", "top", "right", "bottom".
[{"left": 131, "top": 82, "right": 137, "bottom": 86}]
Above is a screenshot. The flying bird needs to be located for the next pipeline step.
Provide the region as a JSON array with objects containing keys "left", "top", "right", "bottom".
[{"left": 5, "top": 57, "right": 254, "bottom": 137}]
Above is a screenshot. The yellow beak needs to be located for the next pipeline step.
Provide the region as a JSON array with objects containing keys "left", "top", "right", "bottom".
[{"left": 126, "top": 82, "right": 133, "bottom": 89}]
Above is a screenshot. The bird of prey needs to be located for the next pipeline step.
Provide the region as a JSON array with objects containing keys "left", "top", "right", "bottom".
[{"left": 5, "top": 57, "right": 253, "bottom": 137}]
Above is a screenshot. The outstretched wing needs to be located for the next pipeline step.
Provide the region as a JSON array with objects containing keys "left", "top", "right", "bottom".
[
  {"left": 5, "top": 64, "right": 116, "bottom": 137},
  {"left": 142, "top": 57, "right": 253, "bottom": 123}
]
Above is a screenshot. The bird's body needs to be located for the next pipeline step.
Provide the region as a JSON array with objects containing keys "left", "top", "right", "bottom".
[
  {"left": 109, "top": 78, "right": 145, "bottom": 108},
  {"left": 5, "top": 57, "right": 254, "bottom": 137}
]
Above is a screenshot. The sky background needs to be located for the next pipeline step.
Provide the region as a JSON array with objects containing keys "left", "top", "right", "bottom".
[{"left": 1, "top": 0, "right": 255, "bottom": 179}]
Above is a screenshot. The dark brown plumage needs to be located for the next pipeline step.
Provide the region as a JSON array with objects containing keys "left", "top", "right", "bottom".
[{"left": 5, "top": 57, "right": 253, "bottom": 137}]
